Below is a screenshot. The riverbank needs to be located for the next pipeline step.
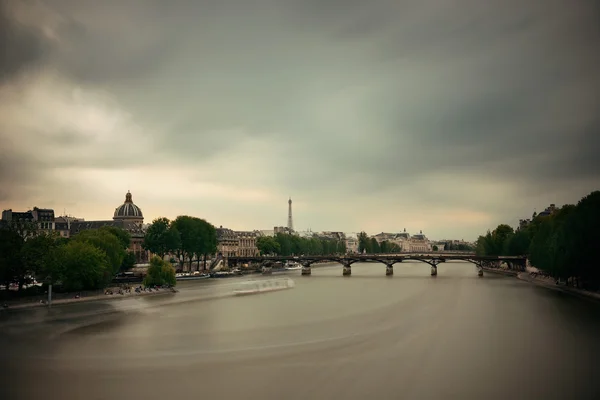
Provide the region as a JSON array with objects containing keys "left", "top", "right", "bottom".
[
  {"left": 484, "top": 266, "right": 600, "bottom": 301},
  {"left": 516, "top": 272, "right": 600, "bottom": 301},
  {"left": 2, "top": 285, "right": 177, "bottom": 311},
  {"left": 481, "top": 267, "right": 519, "bottom": 277}
]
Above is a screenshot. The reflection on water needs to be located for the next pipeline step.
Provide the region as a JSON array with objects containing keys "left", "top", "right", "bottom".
[{"left": 2, "top": 262, "right": 600, "bottom": 400}]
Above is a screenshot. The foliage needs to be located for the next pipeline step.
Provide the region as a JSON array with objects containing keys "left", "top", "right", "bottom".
[
  {"left": 171, "top": 216, "right": 217, "bottom": 269},
  {"left": 121, "top": 251, "right": 137, "bottom": 271},
  {"left": 143, "top": 256, "right": 177, "bottom": 287},
  {"left": 256, "top": 233, "right": 346, "bottom": 256},
  {"left": 379, "top": 240, "right": 401, "bottom": 253},
  {"left": 356, "top": 233, "right": 401, "bottom": 254},
  {"left": 0, "top": 223, "right": 132, "bottom": 294},
  {"left": 99, "top": 226, "right": 131, "bottom": 250},
  {"left": 72, "top": 229, "right": 126, "bottom": 277},
  {"left": 256, "top": 236, "right": 281, "bottom": 255},
  {"left": 358, "top": 232, "right": 369, "bottom": 253},
  {"left": 432, "top": 245, "right": 438, "bottom": 251},
  {"left": 476, "top": 190, "right": 600, "bottom": 289},
  {"left": 59, "top": 241, "right": 112, "bottom": 291},
  {"left": 143, "top": 217, "right": 181, "bottom": 258}
]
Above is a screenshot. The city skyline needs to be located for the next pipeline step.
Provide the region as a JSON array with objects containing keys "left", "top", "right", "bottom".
[
  {"left": 0, "top": 191, "right": 568, "bottom": 242},
  {"left": 1, "top": 1, "right": 598, "bottom": 241}
]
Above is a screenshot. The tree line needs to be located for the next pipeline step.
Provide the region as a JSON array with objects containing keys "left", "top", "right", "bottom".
[
  {"left": 256, "top": 233, "right": 347, "bottom": 256},
  {"left": 476, "top": 190, "right": 599, "bottom": 289},
  {"left": 357, "top": 232, "right": 402, "bottom": 254},
  {"left": 0, "top": 222, "right": 135, "bottom": 296},
  {"left": 142, "top": 216, "right": 217, "bottom": 270}
]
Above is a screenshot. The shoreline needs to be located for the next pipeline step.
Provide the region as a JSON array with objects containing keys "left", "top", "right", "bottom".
[
  {"left": 484, "top": 267, "right": 600, "bottom": 302},
  {"left": 1, "top": 286, "right": 177, "bottom": 311}
]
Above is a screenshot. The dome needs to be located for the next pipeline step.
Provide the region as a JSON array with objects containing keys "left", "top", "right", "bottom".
[{"left": 113, "top": 191, "right": 143, "bottom": 221}]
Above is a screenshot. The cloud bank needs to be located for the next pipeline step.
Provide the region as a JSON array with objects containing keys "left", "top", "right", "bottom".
[{"left": 1, "top": 0, "right": 598, "bottom": 240}]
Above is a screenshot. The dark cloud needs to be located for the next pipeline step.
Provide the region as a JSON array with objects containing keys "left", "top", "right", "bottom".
[
  {"left": 0, "top": 1, "right": 46, "bottom": 81},
  {"left": 0, "top": 0, "right": 599, "bottom": 237}
]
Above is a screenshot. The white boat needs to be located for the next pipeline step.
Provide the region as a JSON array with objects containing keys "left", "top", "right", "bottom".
[
  {"left": 233, "top": 278, "right": 295, "bottom": 296},
  {"left": 285, "top": 261, "right": 302, "bottom": 271}
]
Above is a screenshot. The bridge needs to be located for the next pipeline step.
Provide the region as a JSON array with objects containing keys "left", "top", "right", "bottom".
[{"left": 227, "top": 253, "right": 527, "bottom": 277}]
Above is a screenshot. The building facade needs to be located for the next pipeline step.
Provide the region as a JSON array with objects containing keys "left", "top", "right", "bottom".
[
  {"left": 2, "top": 207, "right": 56, "bottom": 232},
  {"left": 409, "top": 231, "right": 431, "bottom": 252},
  {"left": 216, "top": 226, "right": 259, "bottom": 258}
]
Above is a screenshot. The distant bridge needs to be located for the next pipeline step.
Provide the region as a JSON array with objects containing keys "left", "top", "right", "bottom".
[{"left": 227, "top": 253, "right": 527, "bottom": 277}]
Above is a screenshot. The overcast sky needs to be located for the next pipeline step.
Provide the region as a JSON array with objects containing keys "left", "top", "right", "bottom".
[{"left": 1, "top": 0, "right": 598, "bottom": 240}]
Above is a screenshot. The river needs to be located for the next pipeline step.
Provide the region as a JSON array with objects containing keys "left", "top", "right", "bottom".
[{"left": 1, "top": 262, "right": 599, "bottom": 399}]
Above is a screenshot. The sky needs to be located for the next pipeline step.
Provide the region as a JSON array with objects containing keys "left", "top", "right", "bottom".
[{"left": 1, "top": 0, "right": 599, "bottom": 241}]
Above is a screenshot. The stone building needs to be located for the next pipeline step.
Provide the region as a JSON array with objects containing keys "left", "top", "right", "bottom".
[
  {"left": 237, "top": 231, "right": 260, "bottom": 257},
  {"left": 216, "top": 226, "right": 259, "bottom": 258},
  {"left": 1, "top": 207, "right": 55, "bottom": 231},
  {"left": 409, "top": 231, "right": 432, "bottom": 252}
]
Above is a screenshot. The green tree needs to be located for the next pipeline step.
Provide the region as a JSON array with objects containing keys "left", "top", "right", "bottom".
[
  {"left": 73, "top": 229, "right": 126, "bottom": 279},
  {"left": 60, "top": 241, "right": 112, "bottom": 291},
  {"left": 0, "top": 220, "right": 39, "bottom": 291},
  {"left": 432, "top": 245, "right": 438, "bottom": 251},
  {"left": 120, "top": 251, "right": 137, "bottom": 271},
  {"left": 502, "top": 229, "right": 530, "bottom": 256},
  {"left": 172, "top": 216, "right": 198, "bottom": 269},
  {"left": 490, "top": 224, "right": 514, "bottom": 255},
  {"left": 21, "top": 232, "right": 60, "bottom": 283},
  {"left": 100, "top": 226, "right": 131, "bottom": 250},
  {"left": 143, "top": 217, "right": 181, "bottom": 259},
  {"left": 256, "top": 236, "right": 281, "bottom": 255},
  {"left": 559, "top": 192, "right": 599, "bottom": 288},
  {"left": 370, "top": 238, "right": 380, "bottom": 253},
  {"left": 193, "top": 218, "right": 217, "bottom": 270},
  {"left": 144, "top": 256, "right": 176, "bottom": 287},
  {"left": 358, "top": 232, "right": 369, "bottom": 253}
]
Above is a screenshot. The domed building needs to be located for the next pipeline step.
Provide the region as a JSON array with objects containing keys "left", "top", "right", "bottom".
[
  {"left": 69, "top": 190, "right": 150, "bottom": 264},
  {"left": 113, "top": 191, "right": 144, "bottom": 225}
]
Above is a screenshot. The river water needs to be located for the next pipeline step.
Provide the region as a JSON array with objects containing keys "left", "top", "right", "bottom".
[{"left": 1, "top": 262, "right": 599, "bottom": 400}]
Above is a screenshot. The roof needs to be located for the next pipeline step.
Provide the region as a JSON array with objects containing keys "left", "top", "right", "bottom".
[
  {"left": 114, "top": 191, "right": 143, "bottom": 219},
  {"left": 70, "top": 220, "right": 145, "bottom": 238}
]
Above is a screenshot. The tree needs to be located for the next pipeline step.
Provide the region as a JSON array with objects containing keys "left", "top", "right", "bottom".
[
  {"left": 143, "top": 217, "right": 180, "bottom": 259},
  {"left": 558, "top": 192, "right": 599, "bottom": 288},
  {"left": 490, "top": 224, "right": 514, "bottom": 256},
  {"left": 256, "top": 236, "right": 281, "bottom": 255},
  {"left": 432, "top": 245, "right": 438, "bottom": 251},
  {"left": 172, "top": 216, "right": 198, "bottom": 269},
  {"left": 358, "top": 232, "right": 369, "bottom": 254},
  {"left": 144, "top": 256, "right": 176, "bottom": 287},
  {"left": 21, "top": 232, "right": 59, "bottom": 283},
  {"left": 60, "top": 241, "right": 112, "bottom": 291},
  {"left": 0, "top": 220, "right": 38, "bottom": 291},
  {"left": 370, "top": 238, "right": 380, "bottom": 253},
  {"left": 72, "top": 229, "right": 126, "bottom": 279},
  {"left": 502, "top": 230, "right": 530, "bottom": 256},
  {"left": 0, "top": 225, "right": 25, "bottom": 291},
  {"left": 120, "top": 251, "right": 137, "bottom": 272},
  {"left": 193, "top": 218, "right": 217, "bottom": 270},
  {"left": 100, "top": 226, "right": 131, "bottom": 250}
]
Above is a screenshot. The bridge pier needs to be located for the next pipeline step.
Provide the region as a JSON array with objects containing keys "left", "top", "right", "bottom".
[
  {"left": 385, "top": 263, "right": 393, "bottom": 276},
  {"left": 342, "top": 261, "right": 351, "bottom": 276},
  {"left": 431, "top": 266, "right": 437, "bottom": 276},
  {"left": 477, "top": 266, "right": 483, "bottom": 277},
  {"left": 301, "top": 262, "right": 312, "bottom": 276}
]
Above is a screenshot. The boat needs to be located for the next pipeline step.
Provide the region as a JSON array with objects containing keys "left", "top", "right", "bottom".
[
  {"left": 285, "top": 261, "right": 302, "bottom": 271},
  {"left": 176, "top": 272, "right": 210, "bottom": 281},
  {"left": 233, "top": 278, "right": 295, "bottom": 296},
  {"left": 210, "top": 271, "right": 236, "bottom": 278}
]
